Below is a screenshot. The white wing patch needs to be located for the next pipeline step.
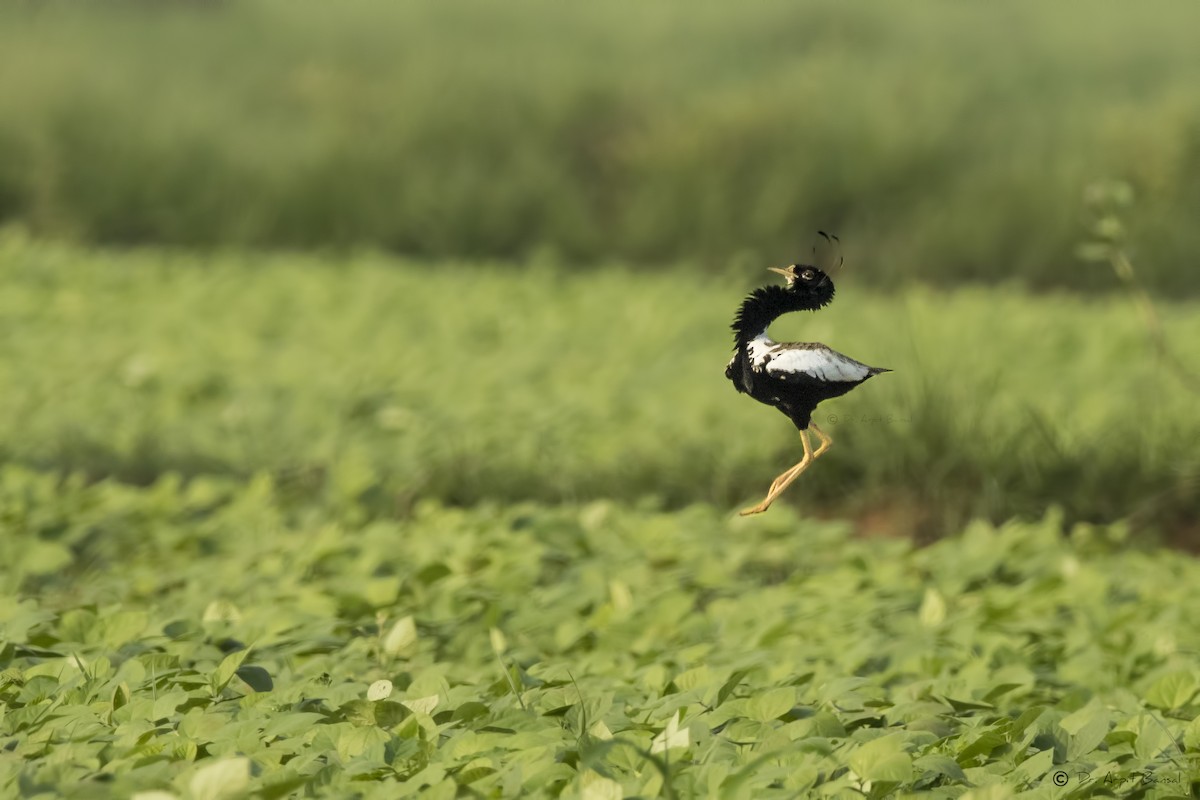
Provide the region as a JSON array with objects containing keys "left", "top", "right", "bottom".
[
  {"left": 746, "top": 333, "right": 778, "bottom": 366},
  {"left": 766, "top": 345, "right": 870, "bottom": 383},
  {"left": 742, "top": 332, "right": 873, "bottom": 383}
]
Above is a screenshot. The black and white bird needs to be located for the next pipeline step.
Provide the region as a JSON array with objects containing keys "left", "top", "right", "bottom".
[{"left": 726, "top": 244, "right": 890, "bottom": 515}]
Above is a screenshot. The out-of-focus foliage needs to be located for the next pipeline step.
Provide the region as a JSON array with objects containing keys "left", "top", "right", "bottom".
[
  {"left": 4, "top": 4, "right": 1198, "bottom": 796},
  {"left": 2, "top": 1, "right": 1200, "bottom": 292},
  {"left": 2, "top": 234, "right": 1197, "bottom": 540},
  {"left": 2, "top": 473, "right": 1199, "bottom": 797}
]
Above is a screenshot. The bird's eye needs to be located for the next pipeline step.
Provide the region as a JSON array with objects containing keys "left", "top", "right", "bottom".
[{"left": 800, "top": 269, "right": 815, "bottom": 281}]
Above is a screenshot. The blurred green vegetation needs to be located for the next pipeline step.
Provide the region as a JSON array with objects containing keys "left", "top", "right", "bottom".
[
  {"left": 3, "top": 233, "right": 1197, "bottom": 541},
  {"left": 3, "top": 1, "right": 1200, "bottom": 292}
]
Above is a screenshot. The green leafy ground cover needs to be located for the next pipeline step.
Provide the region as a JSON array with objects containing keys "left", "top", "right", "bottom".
[
  {"left": 1, "top": 236, "right": 1197, "bottom": 539},
  {"left": 2, "top": 469, "right": 1199, "bottom": 798},
  {"left": 3, "top": 2, "right": 1200, "bottom": 292}
]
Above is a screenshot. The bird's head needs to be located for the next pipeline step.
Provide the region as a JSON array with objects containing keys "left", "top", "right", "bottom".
[{"left": 768, "top": 264, "right": 835, "bottom": 309}]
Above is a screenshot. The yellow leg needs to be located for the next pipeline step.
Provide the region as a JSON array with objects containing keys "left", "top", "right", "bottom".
[
  {"left": 768, "top": 452, "right": 806, "bottom": 493},
  {"left": 740, "top": 429, "right": 816, "bottom": 516},
  {"left": 809, "top": 423, "right": 834, "bottom": 458},
  {"left": 742, "top": 424, "right": 836, "bottom": 516}
]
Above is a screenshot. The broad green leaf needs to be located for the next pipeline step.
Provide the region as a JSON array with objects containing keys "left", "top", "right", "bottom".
[
  {"left": 982, "top": 683, "right": 1024, "bottom": 703},
  {"left": 589, "top": 720, "right": 613, "bottom": 740},
  {"left": 236, "top": 665, "right": 274, "bottom": 692},
  {"left": 716, "top": 670, "right": 749, "bottom": 707},
  {"left": 375, "top": 700, "right": 411, "bottom": 728},
  {"left": 673, "top": 664, "right": 711, "bottom": 692},
  {"left": 263, "top": 713, "right": 327, "bottom": 740},
  {"left": 329, "top": 724, "right": 389, "bottom": 761},
  {"left": 957, "top": 729, "right": 1006, "bottom": 765},
  {"left": 0, "top": 599, "right": 55, "bottom": 644},
  {"left": 17, "top": 674, "right": 59, "bottom": 703},
  {"left": 1144, "top": 671, "right": 1198, "bottom": 710},
  {"left": 202, "top": 601, "right": 242, "bottom": 624},
  {"left": 580, "top": 770, "right": 623, "bottom": 800},
  {"left": 189, "top": 757, "right": 251, "bottom": 800},
  {"left": 451, "top": 701, "right": 489, "bottom": 722},
  {"left": 1010, "top": 747, "right": 1053, "bottom": 784},
  {"left": 212, "top": 649, "right": 251, "bottom": 693},
  {"left": 801, "top": 712, "right": 847, "bottom": 739},
  {"left": 401, "top": 694, "right": 439, "bottom": 715},
  {"left": 152, "top": 689, "right": 189, "bottom": 721},
  {"left": 849, "top": 733, "right": 912, "bottom": 783},
  {"left": 260, "top": 776, "right": 310, "bottom": 800},
  {"left": 1186, "top": 715, "right": 1200, "bottom": 751},
  {"left": 745, "top": 687, "right": 795, "bottom": 722},
  {"left": 913, "top": 754, "right": 966, "bottom": 782},
  {"left": 422, "top": 779, "right": 457, "bottom": 800},
  {"left": 112, "top": 683, "right": 131, "bottom": 713},
  {"left": 1130, "top": 714, "right": 1177, "bottom": 760},
  {"left": 180, "top": 709, "right": 231, "bottom": 743},
  {"left": 384, "top": 616, "right": 418, "bottom": 655},
  {"left": 489, "top": 627, "right": 507, "bottom": 655},
  {"left": 99, "top": 609, "right": 149, "bottom": 648},
  {"left": 918, "top": 588, "right": 946, "bottom": 627},
  {"left": 650, "top": 712, "right": 689, "bottom": 753},
  {"left": 961, "top": 786, "right": 1015, "bottom": 800},
  {"left": 367, "top": 679, "right": 393, "bottom": 701},
  {"left": 341, "top": 699, "right": 378, "bottom": 727},
  {"left": 1062, "top": 703, "right": 1111, "bottom": 760}
]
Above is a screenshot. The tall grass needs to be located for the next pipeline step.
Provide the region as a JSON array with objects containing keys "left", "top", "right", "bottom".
[
  {"left": 2, "top": 233, "right": 1196, "bottom": 540},
  {"left": 2, "top": 2, "right": 1200, "bottom": 292}
]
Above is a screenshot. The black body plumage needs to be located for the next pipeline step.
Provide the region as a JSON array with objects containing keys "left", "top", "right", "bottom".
[{"left": 726, "top": 266, "right": 889, "bottom": 430}]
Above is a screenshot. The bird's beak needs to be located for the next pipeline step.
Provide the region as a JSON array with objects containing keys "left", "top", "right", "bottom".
[{"left": 767, "top": 266, "right": 793, "bottom": 278}]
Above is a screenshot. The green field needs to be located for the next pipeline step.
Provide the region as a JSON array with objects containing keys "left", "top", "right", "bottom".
[
  {"left": 5, "top": 470, "right": 1200, "bottom": 798},
  {"left": 5, "top": 1, "right": 1200, "bottom": 795},
  {"left": 3, "top": 239, "right": 1200, "bottom": 793},
  {"left": 3, "top": 1, "right": 1200, "bottom": 292},
  {"left": 2, "top": 235, "right": 1198, "bottom": 541}
]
